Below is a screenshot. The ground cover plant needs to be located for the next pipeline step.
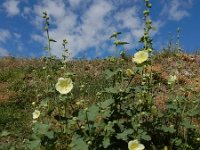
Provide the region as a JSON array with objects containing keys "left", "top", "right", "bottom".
[{"left": 0, "top": 0, "right": 200, "bottom": 149}]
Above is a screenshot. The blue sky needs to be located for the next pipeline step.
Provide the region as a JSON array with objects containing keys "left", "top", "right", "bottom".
[{"left": 0, "top": 0, "right": 199, "bottom": 59}]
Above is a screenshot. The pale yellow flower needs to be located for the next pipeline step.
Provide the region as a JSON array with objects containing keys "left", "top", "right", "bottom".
[
  {"left": 55, "top": 77, "right": 73, "bottom": 94},
  {"left": 33, "top": 110, "right": 40, "bottom": 119},
  {"left": 126, "top": 69, "right": 134, "bottom": 77},
  {"left": 128, "top": 140, "right": 145, "bottom": 150},
  {"left": 132, "top": 50, "right": 148, "bottom": 64}
]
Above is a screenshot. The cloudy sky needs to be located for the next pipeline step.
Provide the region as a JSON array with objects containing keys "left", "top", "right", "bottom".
[{"left": 0, "top": 0, "right": 199, "bottom": 58}]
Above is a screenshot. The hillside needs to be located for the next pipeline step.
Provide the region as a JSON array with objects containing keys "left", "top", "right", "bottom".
[{"left": 0, "top": 52, "right": 200, "bottom": 149}]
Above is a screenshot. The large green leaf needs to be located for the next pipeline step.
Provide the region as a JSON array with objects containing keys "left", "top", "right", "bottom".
[
  {"left": 33, "top": 122, "right": 51, "bottom": 136},
  {"left": 71, "top": 135, "right": 88, "bottom": 150},
  {"left": 181, "top": 119, "right": 196, "bottom": 129},
  {"left": 78, "top": 109, "right": 86, "bottom": 121},
  {"left": 87, "top": 105, "right": 99, "bottom": 121},
  {"left": 27, "top": 139, "right": 41, "bottom": 150}
]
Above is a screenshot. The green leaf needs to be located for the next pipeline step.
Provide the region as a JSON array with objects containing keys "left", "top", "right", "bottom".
[
  {"left": 160, "top": 125, "right": 176, "bottom": 133},
  {"left": 0, "top": 131, "right": 10, "bottom": 137},
  {"left": 101, "top": 99, "right": 114, "bottom": 109},
  {"left": 103, "top": 137, "right": 110, "bottom": 148},
  {"left": 39, "top": 98, "right": 49, "bottom": 107},
  {"left": 187, "top": 110, "right": 199, "bottom": 117},
  {"left": 87, "top": 105, "right": 99, "bottom": 121},
  {"left": 49, "top": 38, "right": 57, "bottom": 42},
  {"left": 134, "top": 66, "right": 143, "bottom": 75},
  {"left": 141, "top": 134, "right": 151, "bottom": 141},
  {"left": 27, "top": 139, "right": 41, "bottom": 150},
  {"left": 104, "top": 123, "right": 115, "bottom": 134},
  {"left": 171, "top": 138, "right": 182, "bottom": 146},
  {"left": 104, "top": 87, "right": 118, "bottom": 94},
  {"left": 45, "top": 131, "right": 54, "bottom": 139},
  {"left": 101, "top": 109, "right": 112, "bottom": 118},
  {"left": 33, "top": 123, "right": 51, "bottom": 135},
  {"left": 104, "top": 68, "right": 122, "bottom": 79},
  {"left": 116, "top": 129, "right": 134, "bottom": 140},
  {"left": 71, "top": 136, "right": 88, "bottom": 150},
  {"left": 181, "top": 119, "right": 196, "bottom": 129},
  {"left": 114, "top": 40, "right": 129, "bottom": 46},
  {"left": 9, "top": 146, "right": 15, "bottom": 150},
  {"left": 104, "top": 69, "right": 115, "bottom": 79},
  {"left": 110, "top": 32, "right": 121, "bottom": 39},
  {"left": 78, "top": 110, "right": 86, "bottom": 121}
]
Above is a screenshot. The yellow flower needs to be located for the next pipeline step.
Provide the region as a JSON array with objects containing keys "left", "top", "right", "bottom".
[
  {"left": 128, "top": 140, "right": 145, "bottom": 150},
  {"left": 33, "top": 110, "right": 40, "bottom": 119},
  {"left": 55, "top": 77, "right": 73, "bottom": 94},
  {"left": 132, "top": 50, "right": 148, "bottom": 64},
  {"left": 126, "top": 69, "right": 134, "bottom": 77}
]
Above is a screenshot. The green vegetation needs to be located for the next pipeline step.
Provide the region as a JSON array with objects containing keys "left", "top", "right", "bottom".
[{"left": 0, "top": 0, "right": 200, "bottom": 149}]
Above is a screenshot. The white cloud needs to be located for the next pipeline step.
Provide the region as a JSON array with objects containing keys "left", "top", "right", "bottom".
[
  {"left": 68, "top": 0, "right": 82, "bottom": 8},
  {"left": 3, "top": 0, "right": 20, "bottom": 16},
  {"left": 0, "top": 47, "right": 9, "bottom": 57},
  {"left": 115, "top": 7, "right": 143, "bottom": 40},
  {"left": 161, "top": 0, "right": 193, "bottom": 21},
  {"left": 0, "top": 29, "right": 11, "bottom": 43},
  {"left": 31, "top": 34, "right": 45, "bottom": 44},
  {"left": 31, "top": 0, "right": 116, "bottom": 58},
  {"left": 30, "top": 0, "right": 162, "bottom": 58}
]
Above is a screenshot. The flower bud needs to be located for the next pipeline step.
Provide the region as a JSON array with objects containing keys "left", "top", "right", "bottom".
[
  {"left": 126, "top": 69, "right": 134, "bottom": 77},
  {"left": 147, "top": 3, "right": 152, "bottom": 8},
  {"left": 143, "top": 10, "right": 149, "bottom": 16},
  {"left": 87, "top": 141, "right": 92, "bottom": 145},
  {"left": 32, "top": 102, "right": 36, "bottom": 106}
]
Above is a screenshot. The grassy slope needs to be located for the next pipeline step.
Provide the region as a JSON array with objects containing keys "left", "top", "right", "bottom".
[{"left": 0, "top": 52, "right": 200, "bottom": 149}]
